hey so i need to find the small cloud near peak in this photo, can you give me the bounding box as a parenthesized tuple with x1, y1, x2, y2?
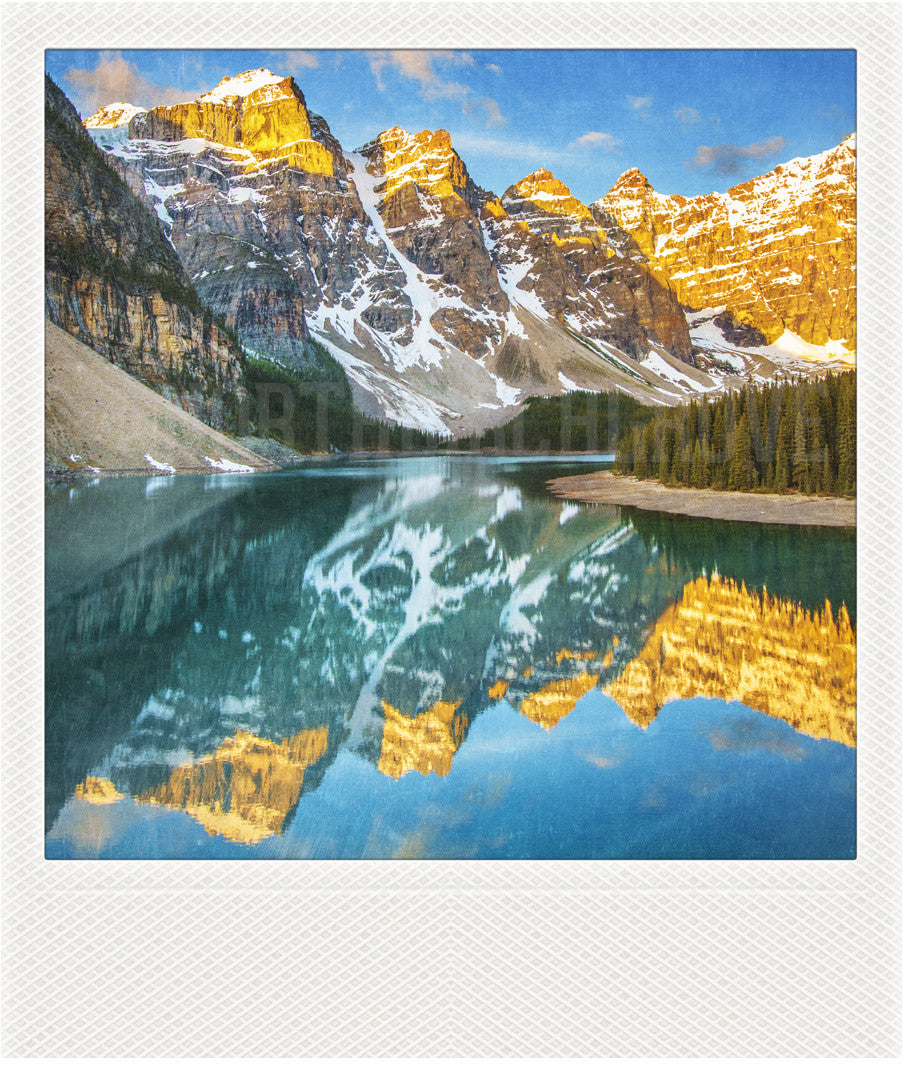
(367, 49, 504, 127)
(687, 136, 788, 174)
(570, 131, 621, 152)
(62, 49, 192, 115)
(273, 50, 320, 75)
(463, 96, 506, 127)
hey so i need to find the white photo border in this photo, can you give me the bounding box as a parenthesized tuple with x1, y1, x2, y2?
(2, 2, 900, 1056)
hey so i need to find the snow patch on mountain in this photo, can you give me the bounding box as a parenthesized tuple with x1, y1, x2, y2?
(348, 151, 456, 372)
(84, 102, 147, 129)
(688, 308, 856, 372)
(199, 69, 286, 103)
(642, 351, 717, 394)
(495, 253, 551, 321)
(311, 333, 455, 435)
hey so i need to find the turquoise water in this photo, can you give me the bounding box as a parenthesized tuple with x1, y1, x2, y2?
(45, 457, 856, 859)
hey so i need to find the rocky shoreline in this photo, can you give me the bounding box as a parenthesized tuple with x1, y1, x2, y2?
(547, 471, 856, 528)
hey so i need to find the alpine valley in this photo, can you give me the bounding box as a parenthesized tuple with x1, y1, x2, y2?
(46, 68, 856, 444)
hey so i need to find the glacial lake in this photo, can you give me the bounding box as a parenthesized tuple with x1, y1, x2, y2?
(45, 456, 856, 860)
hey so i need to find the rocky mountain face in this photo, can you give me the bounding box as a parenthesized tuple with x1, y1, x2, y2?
(595, 136, 856, 352)
(45, 77, 247, 428)
(72, 69, 856, 434)
(82, 70, 748, 434)
(499, 168, 694, 359)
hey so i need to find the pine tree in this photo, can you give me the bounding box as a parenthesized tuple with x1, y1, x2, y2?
(792, 409, 809, 490)
(611, 371, 854, 498)
(728, 410, 754, 490)
(710, 403, 727, 486)
(819, 449, 834, 495)
(690, 438, 706, 488)
(774, 442, 790, 491)
(835, 376, 856, 494)
(635, 430, 650, 479)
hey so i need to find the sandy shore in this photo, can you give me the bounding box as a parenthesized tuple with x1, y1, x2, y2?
(547, 471, 856, 527)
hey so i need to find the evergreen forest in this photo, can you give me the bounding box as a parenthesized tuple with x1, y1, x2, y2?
(612, 372, 855, 496)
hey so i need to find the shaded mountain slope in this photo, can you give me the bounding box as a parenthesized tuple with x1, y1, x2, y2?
(45, 320, 275, 474)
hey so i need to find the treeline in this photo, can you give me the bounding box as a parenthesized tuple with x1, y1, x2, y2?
(236, 370, 654, 455)
(240, 351, 447, 452)
(458, 391, 653, 452)
(613, 373, 856, 496)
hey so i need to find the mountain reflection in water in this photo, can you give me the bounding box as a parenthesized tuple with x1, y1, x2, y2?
(606, 574, 856, 745)
(45, 458, 856, 859)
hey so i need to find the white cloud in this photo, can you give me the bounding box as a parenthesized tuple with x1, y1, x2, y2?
(273, 50, 320, 75)
(570, 131, 621, 152)
(486, 63, 502, 75)
(62, 50, 192, 114)
(674, 105, 703, 126)
(368, 49, 472, 96)
(446, 131, 563, 166)
(463, 96, 505, 127)
(627, 94, 653, 112)
(367, 49, 505, 127)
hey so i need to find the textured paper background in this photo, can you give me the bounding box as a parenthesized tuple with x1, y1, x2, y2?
(2, 2, 900, 1056)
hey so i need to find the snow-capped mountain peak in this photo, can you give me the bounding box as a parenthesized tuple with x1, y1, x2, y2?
(595, 136, 856, 354)
(198, 68, 288, 103)
(84, 102, 147, 129)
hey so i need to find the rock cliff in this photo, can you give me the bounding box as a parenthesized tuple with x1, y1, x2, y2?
(496, 168, 693, 360)
(595, 137, 856, 353)
(45, 76, 247, 427)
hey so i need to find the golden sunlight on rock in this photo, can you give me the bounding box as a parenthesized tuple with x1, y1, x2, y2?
(555, 648, 598, 666)
(139, 75, 334, 177)
(517, 672, 600, 731)
(488, 679, 510, 701)
(510, 170, 594, 222)
(378, 699, 468, 780)
(379, 699, 468, 780)
(134, 727, 329, 844)
(254, 140, 334, 176)
(375, 127, 470, 206)
(605, 575, 856, 745)
(597, 138, 856, 351)
(74, 776, 125, 805)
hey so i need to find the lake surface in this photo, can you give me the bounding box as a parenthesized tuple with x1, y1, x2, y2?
(45, 456, 856, 859)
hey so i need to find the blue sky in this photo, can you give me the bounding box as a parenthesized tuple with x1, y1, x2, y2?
(45, 48, 855, 203)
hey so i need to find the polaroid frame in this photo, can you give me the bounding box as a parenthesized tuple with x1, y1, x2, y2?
(2, 2, 900, 1056)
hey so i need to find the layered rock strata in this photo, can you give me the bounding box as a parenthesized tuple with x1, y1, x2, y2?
(76, 68, 856, 432)
(83, 72, 714, 432)
(45, 76, 246, 427)
(596, 137, 856, 351)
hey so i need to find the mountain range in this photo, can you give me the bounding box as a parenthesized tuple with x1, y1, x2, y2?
(46, 69, 856, 440)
